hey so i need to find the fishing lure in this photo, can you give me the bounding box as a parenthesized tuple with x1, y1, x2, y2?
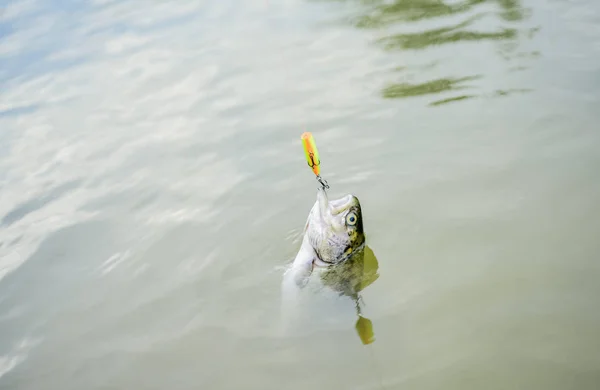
(301, 131, 320, 176)
(301, 131, 329, 189)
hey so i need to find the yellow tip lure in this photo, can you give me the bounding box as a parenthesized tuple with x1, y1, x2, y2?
(301, 131, 329, 189)
(301, 132, 321, 176)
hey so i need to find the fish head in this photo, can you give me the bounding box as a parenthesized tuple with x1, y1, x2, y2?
(304, 188, 365, 265)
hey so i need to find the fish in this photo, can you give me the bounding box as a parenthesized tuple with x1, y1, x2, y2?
(280, 186, 379, 344)
(285, 186, 366, 287)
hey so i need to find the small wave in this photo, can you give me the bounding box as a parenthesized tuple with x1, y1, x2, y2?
(0, 337, 41, 380)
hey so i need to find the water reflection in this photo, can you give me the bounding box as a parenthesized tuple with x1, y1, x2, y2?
(353, 0, 488, 27)
(318, 245, 380, 345)
(382, 75, 480, 99)
(321, 0, 539, 105)
(377, 16, 517, 51)
(350, 0, 530, 27)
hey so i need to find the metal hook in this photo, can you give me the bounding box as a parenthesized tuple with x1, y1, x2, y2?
(316, 174, 329, 190)
(307, 152, 320, 168)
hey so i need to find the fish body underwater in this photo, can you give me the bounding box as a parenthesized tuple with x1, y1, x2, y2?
(280, 187, 379, 343)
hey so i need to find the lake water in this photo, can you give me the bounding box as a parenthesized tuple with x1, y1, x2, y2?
(1, 0, 600, 389)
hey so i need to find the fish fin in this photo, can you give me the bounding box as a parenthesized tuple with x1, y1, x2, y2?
(289, 241, 315, 288)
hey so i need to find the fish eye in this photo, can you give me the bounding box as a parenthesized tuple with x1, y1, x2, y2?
(346, 212, 357, 226)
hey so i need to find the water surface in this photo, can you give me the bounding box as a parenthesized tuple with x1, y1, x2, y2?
(1, 0, 600, 389)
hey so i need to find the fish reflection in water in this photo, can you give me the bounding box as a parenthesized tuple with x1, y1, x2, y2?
(317, 245, 381, 345)
(280, 244, 381, 345)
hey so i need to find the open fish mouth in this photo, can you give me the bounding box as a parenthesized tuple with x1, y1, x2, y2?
(328, 194, 353, 215)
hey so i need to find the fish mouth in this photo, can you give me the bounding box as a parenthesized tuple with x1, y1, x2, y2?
(328, 194, 354, 215)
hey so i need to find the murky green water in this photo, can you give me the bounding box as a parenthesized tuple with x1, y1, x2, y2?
(1, 0, 600, 389)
